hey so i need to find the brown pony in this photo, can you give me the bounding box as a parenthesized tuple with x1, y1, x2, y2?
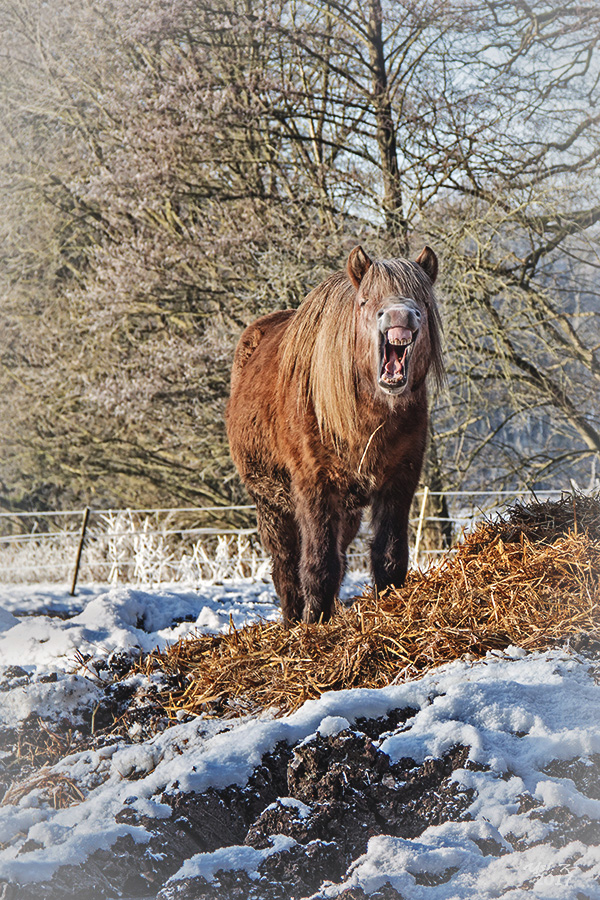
(226, 246, 443, 625)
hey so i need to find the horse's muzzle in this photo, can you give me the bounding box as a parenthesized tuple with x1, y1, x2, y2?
(377, 302, 422, 394)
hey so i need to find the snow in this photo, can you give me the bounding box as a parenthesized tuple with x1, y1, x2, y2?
(173, 834, 297, 883)
(0, 577, 599, 898)
(0, 574, 367, 673)
(0, 673, 103, 730)
(0, 583, 283, 671)
(265, 797, 312, 819)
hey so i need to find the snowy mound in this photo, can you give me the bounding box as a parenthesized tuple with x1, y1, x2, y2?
(0, 578, 598, 900)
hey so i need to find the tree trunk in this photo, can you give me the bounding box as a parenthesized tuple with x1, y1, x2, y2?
(367, 0, 408, 254)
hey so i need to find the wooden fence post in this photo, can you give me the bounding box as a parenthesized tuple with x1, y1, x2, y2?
(70, 507, 90, 596)
(413, 486, 429, 565)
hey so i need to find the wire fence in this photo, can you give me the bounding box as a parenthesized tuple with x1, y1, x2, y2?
(0, 489, 569, 589)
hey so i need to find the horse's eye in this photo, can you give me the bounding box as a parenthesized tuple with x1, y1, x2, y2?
(359, 295, 369, 307)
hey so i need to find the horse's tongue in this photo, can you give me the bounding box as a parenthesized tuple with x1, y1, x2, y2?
(383, 328, 412, 379)
(384, 344, 404, 379)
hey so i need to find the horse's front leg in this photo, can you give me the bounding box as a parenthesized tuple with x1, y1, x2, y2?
(296, 489, 344, 624)
(370, 487, 413, 593)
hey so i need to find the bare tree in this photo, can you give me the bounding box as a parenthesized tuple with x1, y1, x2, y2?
(1, 0, 599, 513)
(418, 2, 600, 494)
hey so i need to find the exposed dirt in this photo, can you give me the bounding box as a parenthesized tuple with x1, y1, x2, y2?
(3, 643, 600, 899)
(1, 707, 477, 900)
(2, 652, 600, 898)
(0, 651, 191, 803)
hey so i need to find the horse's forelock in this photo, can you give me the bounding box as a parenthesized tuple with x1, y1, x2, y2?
(365, 258, 432, 302)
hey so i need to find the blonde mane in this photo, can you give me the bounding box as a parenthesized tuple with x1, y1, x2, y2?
(278, 259, 443, 443)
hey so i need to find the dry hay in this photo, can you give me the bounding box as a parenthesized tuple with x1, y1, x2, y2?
(1, 769, 85, 809)
(13, 716, 77, 769)
(142, 494, 600, 719)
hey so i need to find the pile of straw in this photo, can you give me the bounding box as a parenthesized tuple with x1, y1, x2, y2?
(144, 494, 600, 718)
(2, 770, 85, 809)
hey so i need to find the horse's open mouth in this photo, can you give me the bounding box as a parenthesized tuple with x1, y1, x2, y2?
(378, 326, 417, 393)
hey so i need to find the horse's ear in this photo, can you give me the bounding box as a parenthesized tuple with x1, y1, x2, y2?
(347, 245, 372, 289)
(415, 246, 438, 284)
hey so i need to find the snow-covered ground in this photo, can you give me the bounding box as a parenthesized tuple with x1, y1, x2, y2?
(0, 578, 599, 898)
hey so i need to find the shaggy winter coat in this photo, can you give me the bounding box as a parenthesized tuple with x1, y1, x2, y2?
(226, 246, 443, 624)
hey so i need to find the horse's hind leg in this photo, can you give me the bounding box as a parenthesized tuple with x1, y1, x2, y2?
(255, 500, 303, 626)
